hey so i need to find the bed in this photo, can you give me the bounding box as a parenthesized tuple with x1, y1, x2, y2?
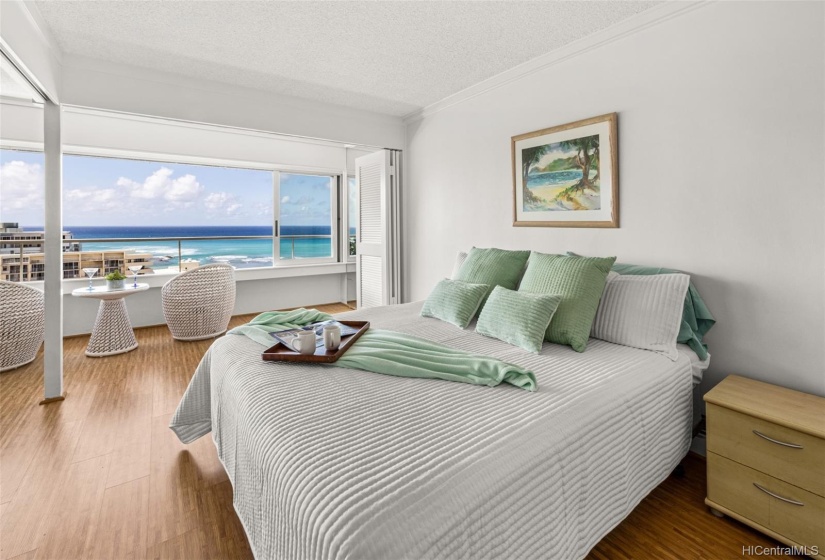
(171, 301, 705, 560)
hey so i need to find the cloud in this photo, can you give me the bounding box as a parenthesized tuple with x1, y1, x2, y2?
(282, 195, 315, 206)
(254, 203, 272, 216)
(0, 160, 44, 211)
(204, 191, 242, 215)
(164, 174, 202, 202)
(64, 166, 206, 218)
(204, 192, 231, 209)
(1, 160, 274, 226)
(65, 187, 119, 212)
(118, 167, 203, 203)
(281, 192, 317, 206)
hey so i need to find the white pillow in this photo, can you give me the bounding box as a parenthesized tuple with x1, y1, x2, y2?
(591, 273, 690, 360)
(450, 251, 468, 280)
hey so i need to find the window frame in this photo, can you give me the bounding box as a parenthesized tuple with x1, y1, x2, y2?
(64, 150, 343, 268)
(274, 170, 339, 265)
(0, 144, 347, 279)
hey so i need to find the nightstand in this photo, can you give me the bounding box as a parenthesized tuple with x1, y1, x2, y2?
(704, 375, 825, 559)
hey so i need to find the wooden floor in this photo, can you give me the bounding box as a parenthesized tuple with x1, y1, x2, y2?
(0, 304, 800, 560)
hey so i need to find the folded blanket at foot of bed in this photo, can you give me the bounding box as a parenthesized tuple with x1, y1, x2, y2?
(228, 308, 537, 392)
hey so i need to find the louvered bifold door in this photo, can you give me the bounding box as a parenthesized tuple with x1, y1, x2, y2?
(355, 149, 400, 308)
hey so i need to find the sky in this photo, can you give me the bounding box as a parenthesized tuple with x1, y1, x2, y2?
(0, 149, 332, 228)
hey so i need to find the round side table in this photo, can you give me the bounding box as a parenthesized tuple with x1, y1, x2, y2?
(71, 283, 150, 357)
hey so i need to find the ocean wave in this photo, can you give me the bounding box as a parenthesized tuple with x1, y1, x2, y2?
(84, 244, 201, 257)
(152, 252, 200, 261)
(208, 255, 249, 262)
(144, 247, 200, 257)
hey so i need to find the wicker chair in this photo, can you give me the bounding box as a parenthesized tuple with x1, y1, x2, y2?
(0, 281, 45, 372)
(161, 264, 236, 341)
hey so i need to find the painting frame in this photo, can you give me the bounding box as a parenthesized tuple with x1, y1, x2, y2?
(512, 113, 619, 228)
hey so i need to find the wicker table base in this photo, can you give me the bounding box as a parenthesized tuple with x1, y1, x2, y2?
(72, 283, 149, 357)
(86, 299, 139, 356)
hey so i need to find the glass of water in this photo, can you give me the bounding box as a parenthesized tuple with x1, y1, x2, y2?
(82, 267, 99, 291)
(128, 265, 143, 288)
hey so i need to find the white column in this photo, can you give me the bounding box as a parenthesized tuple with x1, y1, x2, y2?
(42, 100, 63, 402)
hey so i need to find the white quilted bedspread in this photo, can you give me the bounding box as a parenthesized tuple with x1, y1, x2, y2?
(171, 302, 695, 560)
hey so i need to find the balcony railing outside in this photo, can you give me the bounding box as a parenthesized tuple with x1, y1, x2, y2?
(0, 233, 335, 282)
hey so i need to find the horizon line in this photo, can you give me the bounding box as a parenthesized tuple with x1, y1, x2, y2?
(8, 224, 332, 228)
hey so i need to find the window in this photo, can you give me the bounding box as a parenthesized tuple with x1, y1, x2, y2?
(0, 149, 45, 226)
(62, 154, 279, 275)
(277, 172, 336, 262)
(0, 149, 45, 282)
(1, 148, 346, 281)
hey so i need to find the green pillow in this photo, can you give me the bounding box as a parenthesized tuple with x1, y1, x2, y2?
(453, 247, 531, 306)
(518, 252, 616, 352)
(421, 278, 489, 329)
(476, 286, 562, 353)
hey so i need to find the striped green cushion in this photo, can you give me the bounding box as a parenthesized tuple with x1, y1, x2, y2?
(518, 252, 616, 352)
(421, 279, 489, 329)
(476, 286, 562, 353)
(453, 247, 531, 308)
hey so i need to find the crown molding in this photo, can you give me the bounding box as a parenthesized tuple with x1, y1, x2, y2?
(403, 1, 712, 124)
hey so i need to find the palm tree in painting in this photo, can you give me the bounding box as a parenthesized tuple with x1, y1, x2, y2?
(521, 145, 550, 205)
(558, 136, 600, 195)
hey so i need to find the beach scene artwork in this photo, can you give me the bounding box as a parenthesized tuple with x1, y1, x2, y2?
(512, 113, 618, 228)
(521, 134, 600, 212)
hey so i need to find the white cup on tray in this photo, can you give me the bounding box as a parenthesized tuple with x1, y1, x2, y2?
(323, 324, 341, 351)
(293, 330, 317, 355)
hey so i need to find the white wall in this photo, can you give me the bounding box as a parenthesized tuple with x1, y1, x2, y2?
(0, 102, 42, 143)
(61, 55, 405, 150)
(62, 107, 349, 172)
(405, 2, 825, 400)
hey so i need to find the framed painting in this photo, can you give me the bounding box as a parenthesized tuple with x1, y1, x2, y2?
(512, 113, 618, 228)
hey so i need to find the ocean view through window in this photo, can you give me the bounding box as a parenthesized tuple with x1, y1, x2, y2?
(0, 149, 339, 281)
(278, 173, 335, 261)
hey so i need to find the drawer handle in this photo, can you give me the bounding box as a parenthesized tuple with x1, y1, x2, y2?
(753, 483, 805, 506)
(752, 430, 803, 449)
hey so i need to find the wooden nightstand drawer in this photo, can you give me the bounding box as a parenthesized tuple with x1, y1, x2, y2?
(708, 453, 825, 554)
(707, 403, 825, 496)
(707, 452, 771, 528)
(770, 478, 825, 554)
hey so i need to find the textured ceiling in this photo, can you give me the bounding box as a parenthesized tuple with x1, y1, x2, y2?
(32, 1, 659, 117)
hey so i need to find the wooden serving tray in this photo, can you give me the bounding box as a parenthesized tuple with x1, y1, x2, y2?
(261, 320, 369, 363)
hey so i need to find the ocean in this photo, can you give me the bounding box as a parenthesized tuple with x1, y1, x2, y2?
(526, 170, 584, 188)
(52, 225, 351, 270)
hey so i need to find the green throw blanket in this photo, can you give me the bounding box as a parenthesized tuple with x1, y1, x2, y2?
(228, 309, 537, 391)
